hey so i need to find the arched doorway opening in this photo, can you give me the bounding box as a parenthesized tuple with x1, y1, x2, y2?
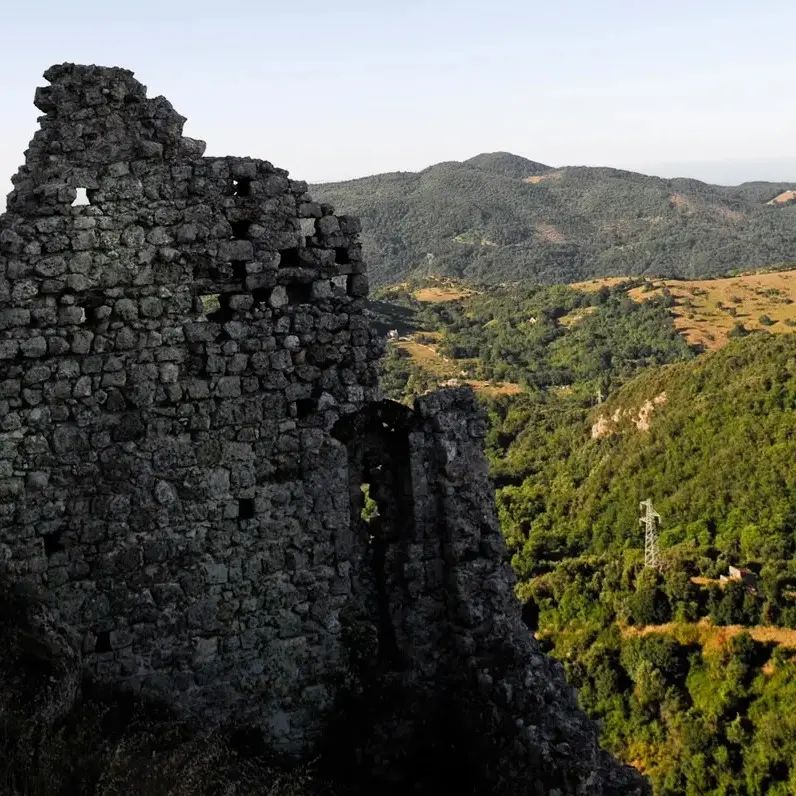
(332, 401, 415, 669)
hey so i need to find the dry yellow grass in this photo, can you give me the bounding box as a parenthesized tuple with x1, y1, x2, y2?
(690, 576, 722, 586)
(413, 286, 473, 302)
(394, 340, 457, 378)
(570, 276, 633, 292)
(411, 277, 475, 303)
(573, 269, 796, 349)
(768, 190, 796, 205)
(462, 380, 523, 396)
(622, 618, 796, 650)
(393, 338, 522, 396)
(628, 270, 796, 349)
(557, 306, 596, 327)
(525, 170, 563, 184)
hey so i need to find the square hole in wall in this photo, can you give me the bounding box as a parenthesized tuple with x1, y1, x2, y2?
(295, 398, 315, 418)
(279, 248, 301, 268)
(232, 178, 252, 197)
(72, 187, 91, 207)
(335, 247, 351, 265)
(95, 630, 112, 653)
(231, 261, 248, 280)
(287, 283, 312, 305)
(43, 529, 65, 556)
(230, 221, 251, 240)
(239, 498, 255, 519)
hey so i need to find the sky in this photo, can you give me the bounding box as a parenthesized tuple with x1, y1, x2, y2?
(3, 0, 796, 204)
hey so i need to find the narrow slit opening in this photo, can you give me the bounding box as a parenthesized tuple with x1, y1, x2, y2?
(360, 483, 380, 526)
(239, 498, 255, 520)
(231, 261, 248, 280)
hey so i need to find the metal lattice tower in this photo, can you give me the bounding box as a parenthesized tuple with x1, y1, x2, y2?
(639, 498, 661, 569)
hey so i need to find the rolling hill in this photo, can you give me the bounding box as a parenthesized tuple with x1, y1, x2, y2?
(312, 153, 796, 286)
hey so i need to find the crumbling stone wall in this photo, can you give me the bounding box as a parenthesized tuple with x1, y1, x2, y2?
(0, 64, 646, 793)
(0, 63, 379, 754)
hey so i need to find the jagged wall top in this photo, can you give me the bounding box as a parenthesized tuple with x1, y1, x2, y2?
(8, 64, 195, 213)
(0, 63, 379, 750)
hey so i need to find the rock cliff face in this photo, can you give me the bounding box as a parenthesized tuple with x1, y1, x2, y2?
(0, 64, 646, 793)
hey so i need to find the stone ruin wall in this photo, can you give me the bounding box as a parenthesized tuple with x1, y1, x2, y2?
(0, 63, 388, 750)
(0, 64, 646, 793)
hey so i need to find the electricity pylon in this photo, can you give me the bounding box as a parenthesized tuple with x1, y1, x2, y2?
(639, 498, 661, 569)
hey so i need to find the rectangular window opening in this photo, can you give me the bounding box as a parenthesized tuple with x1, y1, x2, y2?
(72, 187, 91, 207)
(230, 220, 251, 240)
(43, 529, 65, 556)
(231, 261, 248, 280)
(295, 398, 315, 418)
(335, 247, 351, 265)
(279, 248, 301, 268)
(287, 283, 312, 305)
(239, 498, 255, 520)
(232, 178, 252, 197)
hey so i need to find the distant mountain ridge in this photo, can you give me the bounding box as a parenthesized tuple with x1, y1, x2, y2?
(311, 152, 796, 286)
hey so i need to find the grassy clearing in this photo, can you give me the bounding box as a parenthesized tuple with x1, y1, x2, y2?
(572, 269, 796, 349)
(392, 337, 523, 396)
(394, 339, 457, 378)
(570, 276, 635, 292)
(462, 380, 523, 396)
(413, 284, 474, 302)
(768, 190, 796, 205)
(557, 306, 596, 327)
(628, 269, 796, 349)
(621, 618, 796, 650)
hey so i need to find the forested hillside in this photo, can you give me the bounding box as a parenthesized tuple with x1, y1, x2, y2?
(313, 153, 796, 286)
(377, 278, 796, 793)
(500, 335, 796, 794)
(495, 334, 796, 576)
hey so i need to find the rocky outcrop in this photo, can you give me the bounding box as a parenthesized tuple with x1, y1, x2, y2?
(0, 64, 647, 793)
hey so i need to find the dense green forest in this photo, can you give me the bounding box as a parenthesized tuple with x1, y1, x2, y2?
(376, 278, 693, 400)
(377, 280, 796, 794)
(313, 152, 796, 286)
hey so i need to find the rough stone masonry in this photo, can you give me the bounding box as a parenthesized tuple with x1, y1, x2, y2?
(0, 64, 646, 793)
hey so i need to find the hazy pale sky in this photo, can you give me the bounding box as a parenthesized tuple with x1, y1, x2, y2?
(3, 0, 796, 202)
